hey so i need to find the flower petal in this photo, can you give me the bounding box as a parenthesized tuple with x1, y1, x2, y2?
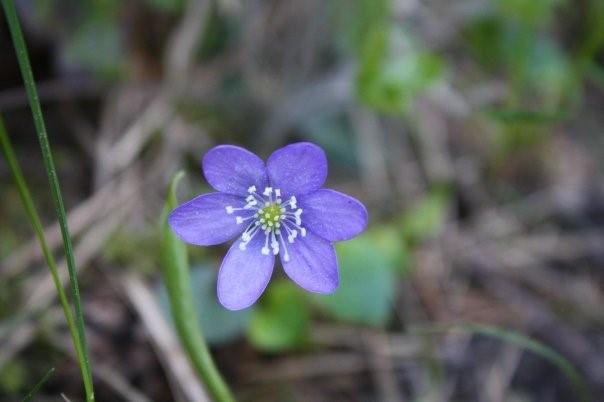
(202, 145, 269, 195)
(218, 235, 275, 310)
(281, 231, 338, 294)
(168, 192, 249, 246)
(299, 189, 368, 242)
(267, 142, 327, 196)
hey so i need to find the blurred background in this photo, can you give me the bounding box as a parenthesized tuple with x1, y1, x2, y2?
(1, 0, 604, 401)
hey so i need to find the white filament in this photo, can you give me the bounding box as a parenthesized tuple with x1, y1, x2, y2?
(226, 186, 306, 259)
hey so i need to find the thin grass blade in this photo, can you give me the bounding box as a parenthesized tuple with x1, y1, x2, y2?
(21, 367, 55, 402)
(0, 1, 95, 400)
(415, 322, 592, 402)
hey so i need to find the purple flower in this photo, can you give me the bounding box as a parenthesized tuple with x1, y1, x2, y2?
(168, 142, 368, 310)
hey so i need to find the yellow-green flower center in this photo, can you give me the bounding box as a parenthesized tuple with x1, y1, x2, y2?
(226, 185, 306, 260)
(259, 203, 283, 228)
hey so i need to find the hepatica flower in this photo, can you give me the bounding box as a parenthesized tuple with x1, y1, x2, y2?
(168, 142, 368, 310)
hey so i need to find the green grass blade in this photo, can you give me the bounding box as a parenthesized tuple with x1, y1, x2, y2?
(0, 1, 95, 400)
(415, 322, 592, 402)
(21, 367, 55, 402)
(0, 117, 85, 367)
(161, 171, 236, 402)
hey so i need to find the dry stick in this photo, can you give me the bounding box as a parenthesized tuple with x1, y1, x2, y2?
(0, 78, 102, 111)
(164, 0, 212, 83)
(243, 352, 368, 383)
(96, 0, 210, 186)
(364, 331, 406, 402)
(97, 95, 173, 183)
(123, 275, 211, 402)
(1, 172, 131, 278)
(47, 324, 153, 402)
(480, 345, 521, 402)
(259, 65, 354, 146)
(350, 106, 391, 203)
(0, 197, 134, 369)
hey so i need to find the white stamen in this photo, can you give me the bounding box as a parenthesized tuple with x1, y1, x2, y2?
(261, 230, 271, 255)
(278, 232, 291, 262)
(234, 186, 305, 260)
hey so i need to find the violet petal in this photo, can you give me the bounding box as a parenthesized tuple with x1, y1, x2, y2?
(266, 142, 327, 196)
(217, 234, 275, 310)
(281, 231, 338, 294)
(168, 192, 249, 246)
(203, 145, 269, 196)
(300, 189, 368, 242)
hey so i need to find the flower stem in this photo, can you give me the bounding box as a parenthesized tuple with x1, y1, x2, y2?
(162, 172, 236, 402)
(0, 1, 95, 400)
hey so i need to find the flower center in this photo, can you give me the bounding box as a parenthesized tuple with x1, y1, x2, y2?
(225, 185, 306, 261)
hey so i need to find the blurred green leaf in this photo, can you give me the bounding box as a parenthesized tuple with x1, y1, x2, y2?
(463, 17, 505, 70)
(333, 0, 390, 55)
(62, 17, 122, 77)
(350, 0, 442, 115)
(400, 189, 450, 243)
(317, 237, 397, 327)
(145, 0, 184, 13)
(484, 108, 569, 125)
(302, 115, 357, 168)
(465, 0, 575, 113)
(158, 266, 252, 345)
(0, 360, 27, 394)
(248, 281, 311, 352)
(494, 0, 565, 26)
(359, 48, 443, 114)
(366, 225, 409, 275)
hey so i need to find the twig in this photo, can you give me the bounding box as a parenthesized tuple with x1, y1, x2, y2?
(122, 274, 211, 402)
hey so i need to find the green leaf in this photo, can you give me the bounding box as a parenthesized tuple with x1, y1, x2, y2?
(248, 281, 311, 352)
(366, 225, 409, 275)
(494, 0, 564, 26)
(157, 265, 252, 345)
(145, 0, 185, 13)
(359, 49, 443, 114)
(0, 360, 27, 394)
(484, 108, 569, 125)
(333, 0, 390, 55)
(316, 236, 397, 327)
(301, 116, 358, 169)
(62, 17, 122, 78)
(400, 188, 450, 243)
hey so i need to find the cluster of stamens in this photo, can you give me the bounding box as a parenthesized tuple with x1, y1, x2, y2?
(225, 186, 306, 261)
